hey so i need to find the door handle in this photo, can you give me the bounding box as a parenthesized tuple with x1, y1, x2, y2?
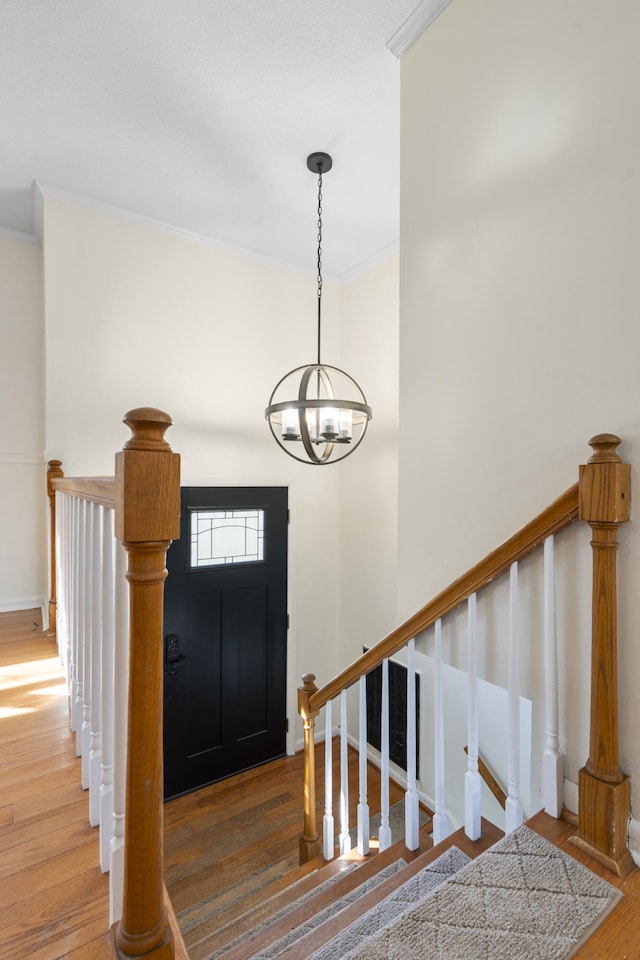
(165, 633, 187, 675)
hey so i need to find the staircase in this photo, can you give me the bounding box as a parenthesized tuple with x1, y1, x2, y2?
(180, 808, 637, 960)
(185, 819, 502, 960)
(46, 422, 637, 959)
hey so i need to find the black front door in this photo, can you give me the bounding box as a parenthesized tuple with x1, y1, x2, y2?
(163, 486, 288, 800)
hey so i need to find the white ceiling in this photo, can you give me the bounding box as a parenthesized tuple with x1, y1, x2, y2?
(0, 0, 423, 277)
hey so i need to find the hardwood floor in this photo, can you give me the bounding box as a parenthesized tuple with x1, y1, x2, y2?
(163, 738, 405, 948)
(0, 609, 111, 960)
(2, 608, 640, 959)
(0, 609, 402, 958)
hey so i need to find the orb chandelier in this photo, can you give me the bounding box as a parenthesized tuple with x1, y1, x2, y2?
(265, 152, 372, 465)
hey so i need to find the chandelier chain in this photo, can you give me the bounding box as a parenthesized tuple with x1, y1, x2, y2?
(317, 170, 323, 302)
(316, 168, 323, 365)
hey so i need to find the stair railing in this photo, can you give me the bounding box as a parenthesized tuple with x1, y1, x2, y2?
(298, 434, 633, 877)
(47, 407, 183, 960)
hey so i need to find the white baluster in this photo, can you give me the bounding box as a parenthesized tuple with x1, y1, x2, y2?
(543, 535, 563, 816)
(89, 503, 103, 827)
(55, 492, 62, 651)
(61, 492, 71, 673)
(378, 658, 392, 851)
(405, 638, 419, 850)
(55, 491, 66, 667)
(69, 496, 79, 728)
(432, 620, 450, 843)
(338, 690, 351, 856)
(74, 499, 85, 753)
(69, 497, 80, 704)
(323, 701, 335, 859)
(110, 538, 129, 926)
(465, 593, 481, 840)
(357, 676, 370, 855)
(81, 501, 93, 788)
(100, 507, 115, 871)
(505, 562, 523, 833)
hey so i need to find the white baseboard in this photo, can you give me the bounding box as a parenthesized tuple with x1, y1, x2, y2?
(627, 816, 640, 868)
(563, 778, 579, 817)
(344, 731, 438, 819)
(0, 596, 46, 622)
(0, 597, 47, 634)
(294, 722, 336, 755)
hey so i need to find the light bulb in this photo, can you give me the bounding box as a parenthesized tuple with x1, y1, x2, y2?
(320, 407, 339, 439)
(338, 409, 353, 442)
(282, 407, 300, 440)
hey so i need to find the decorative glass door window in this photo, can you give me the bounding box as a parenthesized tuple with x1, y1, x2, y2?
(190, 508, 265, 568)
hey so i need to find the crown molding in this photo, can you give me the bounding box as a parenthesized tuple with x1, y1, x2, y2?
(35, 180, 329, 280)
(339, 239, 399, 284)
(0, 225, 39, 245)
(387, 0, 455, 58)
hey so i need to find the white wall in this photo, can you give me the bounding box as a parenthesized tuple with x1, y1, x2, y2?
(339, 253, 399, 669)
(41, 197, 348, 743)
(399, 0, 640, 812)
(0, 235, 46, 613)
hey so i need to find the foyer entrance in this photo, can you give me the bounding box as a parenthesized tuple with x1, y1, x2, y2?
(163, 486, 288, 800)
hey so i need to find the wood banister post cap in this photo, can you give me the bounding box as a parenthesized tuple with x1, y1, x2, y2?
(115, 408, 180, 543)
(298, 674, 319, 719)
(122, 407, 174, 452)
(46, 460, 64, 496)
(580, 434, 630, 525)
(587, 434, 623, 464)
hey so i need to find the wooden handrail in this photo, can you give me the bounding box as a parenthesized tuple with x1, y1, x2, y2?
(51, 476, 116, 507)
(308, 482, 579, 714)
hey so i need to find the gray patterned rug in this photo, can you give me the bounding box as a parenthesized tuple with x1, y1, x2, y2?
(325, 826, 622, 960)
(309, 846, 471, 960)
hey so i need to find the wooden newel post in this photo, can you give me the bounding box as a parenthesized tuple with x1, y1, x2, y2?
(298, 673, 322, 864)
(570, 433, 633, 876)
(46, 459, 64, 639)
(113, 408, 180, 960)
